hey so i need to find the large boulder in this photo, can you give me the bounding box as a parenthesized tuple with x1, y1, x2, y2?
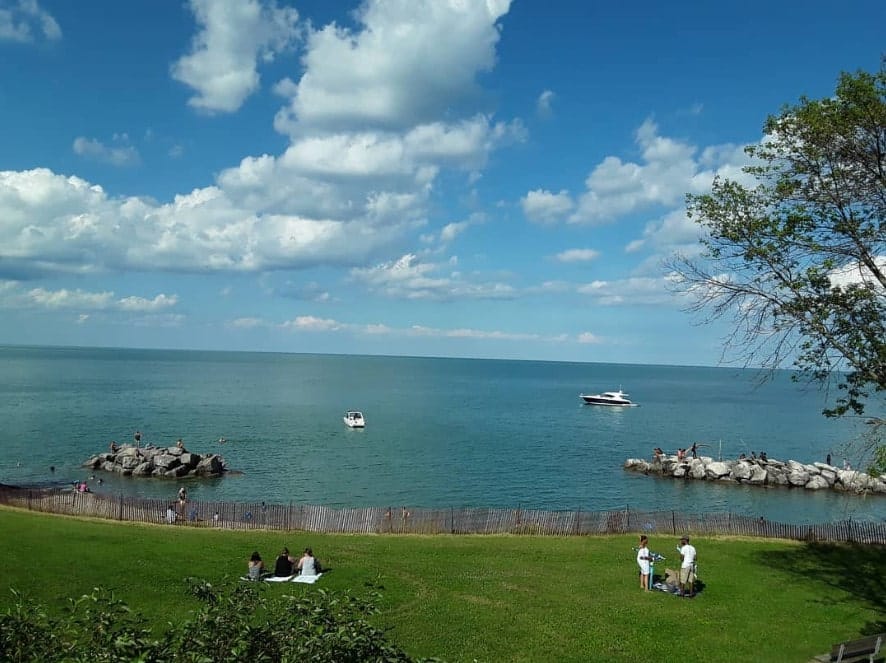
(768, 467, 789, 485)
(119, 455, 141, 471)
(787, 467, 810, 487)
(153, 454, 181, 471)
(805, 475, 829, 490)
(180, 453, 200, 468)
(705, 461, 731, 479)
(83, 456, 102, 469)
(132, 462, 154, 476)
(689, 459, 707, 480)
(748, 465, 768, 485)
(196, 455, 224, 476)
(732, 461, 753, 481)
(838, 470, 870, 492)
(165, 465, 190, 478)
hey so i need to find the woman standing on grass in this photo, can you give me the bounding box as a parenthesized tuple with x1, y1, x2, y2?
(637, 536, 651, 591)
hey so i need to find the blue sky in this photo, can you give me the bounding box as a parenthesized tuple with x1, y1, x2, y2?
(0, 0, 882, 365)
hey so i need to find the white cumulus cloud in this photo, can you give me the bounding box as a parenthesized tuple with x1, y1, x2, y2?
(521, 189, 575, 224)
(274, 0, 512, 132)
(172, 0, 299, 113)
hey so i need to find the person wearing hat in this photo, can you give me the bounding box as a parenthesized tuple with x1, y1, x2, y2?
(678, 536, 697, 597)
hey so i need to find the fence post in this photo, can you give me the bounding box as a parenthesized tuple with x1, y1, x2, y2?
(671, 511, 676, 535)
(118, 493, 124, 520)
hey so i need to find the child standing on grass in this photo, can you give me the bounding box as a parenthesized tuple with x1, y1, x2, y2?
(637, 535, 651, 591)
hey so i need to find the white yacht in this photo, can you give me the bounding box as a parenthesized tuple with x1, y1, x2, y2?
(579, 389, 637, 407)
(343, 411, 365, 428)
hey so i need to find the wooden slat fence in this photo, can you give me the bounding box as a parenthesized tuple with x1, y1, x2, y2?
(1, 486, 883, 543)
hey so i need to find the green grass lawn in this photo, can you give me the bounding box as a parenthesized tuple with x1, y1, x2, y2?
(1, 506, 883, 662)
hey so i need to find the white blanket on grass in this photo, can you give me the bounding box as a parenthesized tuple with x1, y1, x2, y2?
(251, 573, 323, 584)
(292, 573, 322, 584)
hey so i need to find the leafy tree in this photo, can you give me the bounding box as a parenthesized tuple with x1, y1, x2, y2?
(666, 66, 884, 467)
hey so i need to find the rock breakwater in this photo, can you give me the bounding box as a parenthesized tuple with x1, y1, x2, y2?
(624, 455, 886, 496)
(83, 444, 227, 479)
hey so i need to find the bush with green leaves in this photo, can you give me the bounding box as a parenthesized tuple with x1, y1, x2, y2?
(0, 580, 440, 662)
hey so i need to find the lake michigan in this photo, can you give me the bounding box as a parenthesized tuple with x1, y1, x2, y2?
(1, 345, 883, 524)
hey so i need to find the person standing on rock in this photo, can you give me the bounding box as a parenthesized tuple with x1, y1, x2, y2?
(134, 430, 141, 448)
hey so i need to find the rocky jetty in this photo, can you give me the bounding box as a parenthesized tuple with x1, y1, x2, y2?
(83, 444, 227, 479)
(624, 454, 886, 496)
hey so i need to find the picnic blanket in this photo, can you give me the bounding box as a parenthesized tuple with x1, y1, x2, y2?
(242, 573, 323, 584)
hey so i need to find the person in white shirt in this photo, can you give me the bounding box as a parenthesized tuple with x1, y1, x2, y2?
(678, 536, 697, 597)
(636, 535, 652, 591)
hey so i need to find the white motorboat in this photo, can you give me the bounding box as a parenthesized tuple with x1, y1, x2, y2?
(579, 389, 637, 406)
(343, 411, 365, 428)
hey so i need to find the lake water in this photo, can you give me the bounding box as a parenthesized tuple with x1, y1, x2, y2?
(0, 345, 882, 524)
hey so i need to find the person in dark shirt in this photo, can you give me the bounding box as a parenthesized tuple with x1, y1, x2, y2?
(274, 547, 296, 577)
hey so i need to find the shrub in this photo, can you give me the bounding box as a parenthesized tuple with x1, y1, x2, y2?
(0, 581, 440, 662)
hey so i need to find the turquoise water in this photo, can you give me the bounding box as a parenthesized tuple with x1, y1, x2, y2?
(0, 345, 882, 524)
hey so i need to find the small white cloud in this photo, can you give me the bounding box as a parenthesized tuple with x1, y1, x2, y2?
(554, 248, 599, 263)
(577, 332, 602, 344)
(352, 253, 515, 301)
(76, 314, 89, 324)
(19, 287, 177, 312)
(829, 256, 886, 290)
(117, 293, 178, 312)
(281, 315, 341, 331)
(0, 0, 61, 42)
(440, 221, 468, 243)
(228, 316, 265, 328)
(536, 89, 554, 116)
(577, 276, 674, 306)
(168, 144, 184, 159)
(521, 189, 575, 224)
(73, 137, 140, 167)
(362, 323, 393, 335)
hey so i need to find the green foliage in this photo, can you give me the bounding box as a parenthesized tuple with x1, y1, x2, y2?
(867, 438, 886, 477)
(667, 64, 885, 462)
(0, 580, 430, 663)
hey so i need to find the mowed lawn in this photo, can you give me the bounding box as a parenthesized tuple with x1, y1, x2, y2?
(0, 507, 883, 662)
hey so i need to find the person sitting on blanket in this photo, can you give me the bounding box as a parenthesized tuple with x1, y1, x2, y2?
(247, 551, 265, 581)
(274, 547, 296, 577)
(297, 547, 320, 576)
